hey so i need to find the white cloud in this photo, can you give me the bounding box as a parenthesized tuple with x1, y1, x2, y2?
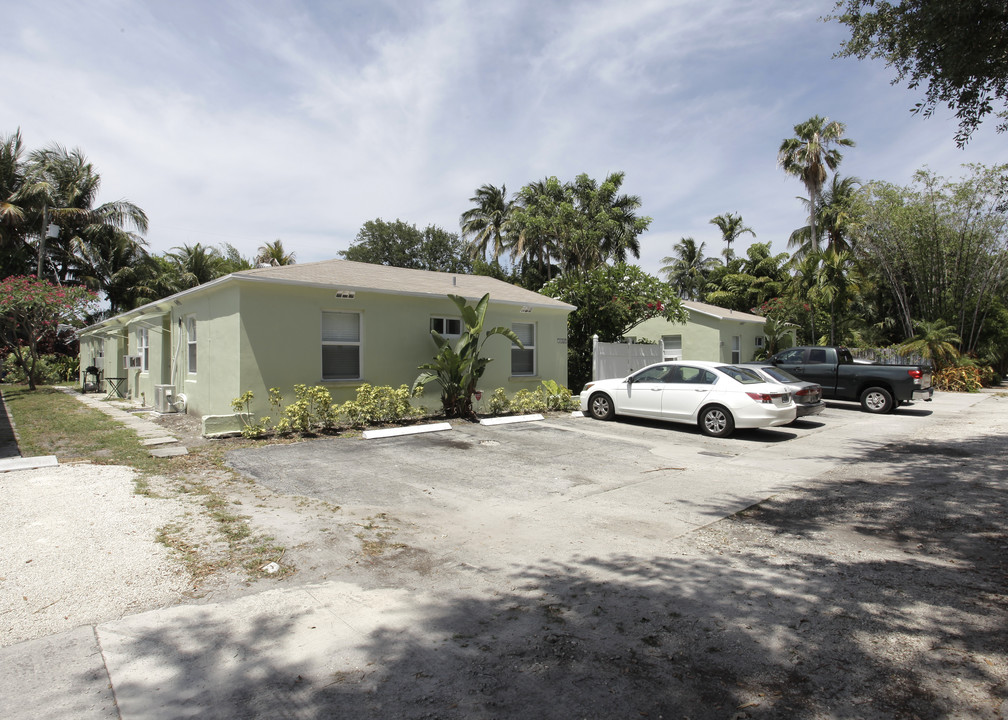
(3, 0, 1003, 272)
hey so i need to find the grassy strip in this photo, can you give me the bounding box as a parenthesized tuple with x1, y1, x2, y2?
(3, 387, 164, 480)
(3, 385, 289, 582)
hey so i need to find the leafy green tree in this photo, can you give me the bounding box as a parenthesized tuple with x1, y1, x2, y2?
(341, 219, 473, 273)
(778, 116, 855, 251)
(412, 293, 520, 418)
(898, 318, 962, 369)
(709, 212, 755, 261)
(0, 275, 96, 389)
(221, 243, 254, 273)
(660, 237, 719, 300)
(853, 164, 1008, 352)
(541, 263, 687, 391)
(256, 239, 295, 266)
(829, 0, 1008, 146)
(460, 184, 513, 266)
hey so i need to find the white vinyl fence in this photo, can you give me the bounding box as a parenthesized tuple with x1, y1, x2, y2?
(592, 335, 662, 381)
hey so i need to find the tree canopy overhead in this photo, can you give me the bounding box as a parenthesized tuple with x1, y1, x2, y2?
(830, 0, 1008, 146)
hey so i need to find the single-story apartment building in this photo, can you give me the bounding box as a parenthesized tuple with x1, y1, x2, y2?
(79, 259, 575, 421)
(625, 300, 775, 364)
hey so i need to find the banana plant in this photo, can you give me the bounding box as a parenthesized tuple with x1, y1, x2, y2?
(413, 293, 521, 418)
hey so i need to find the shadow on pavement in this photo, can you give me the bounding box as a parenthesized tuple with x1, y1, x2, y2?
(105, 432, 1008, 718)
(0, 388, 20, 458)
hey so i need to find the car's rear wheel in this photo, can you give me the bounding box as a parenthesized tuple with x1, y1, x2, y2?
(860, 386, 893, 414)
(699, 405, 734, 437)
(588, 392, 615, 421)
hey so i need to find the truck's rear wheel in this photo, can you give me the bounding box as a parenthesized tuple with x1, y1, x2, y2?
(860, 386, 894, 414)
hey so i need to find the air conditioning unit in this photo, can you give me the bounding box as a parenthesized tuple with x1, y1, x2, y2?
(153, 384, 177, 413)
(123, 355, 142, 369)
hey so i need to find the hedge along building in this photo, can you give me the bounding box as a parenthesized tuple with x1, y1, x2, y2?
(78, 259, 575, 423)
(625, 300, 770, 364)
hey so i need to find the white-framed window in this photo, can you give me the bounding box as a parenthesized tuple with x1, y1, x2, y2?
(731, 335, 741, 364)
(755, 336, 765, 348)
(97, 339, 104, 360)
(137, 327, 149, 373)
(186, 316, 197, 375)
(322, 311, 361, 381)
(662, 334, 682, 361)
(511, 322, 536, 376)
(430, 317, 462, 339)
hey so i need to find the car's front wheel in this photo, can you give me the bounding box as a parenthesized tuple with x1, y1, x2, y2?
(699, 405, 735, 437)
(588, 392, 615, 421)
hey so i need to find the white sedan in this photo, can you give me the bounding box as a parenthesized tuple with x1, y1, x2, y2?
(579, 361, 797, 437)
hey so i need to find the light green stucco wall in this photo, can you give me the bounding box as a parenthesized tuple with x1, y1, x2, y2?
(123, 315, 171, 404)
(80, 280, 570, 418)
(629, 311, 766, 363)
(234, 281, 570, 415)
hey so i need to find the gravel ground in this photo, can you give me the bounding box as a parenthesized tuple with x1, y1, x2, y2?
(0, 464, 192, 646)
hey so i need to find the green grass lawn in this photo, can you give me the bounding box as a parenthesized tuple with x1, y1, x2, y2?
(2, 386, 164, 477)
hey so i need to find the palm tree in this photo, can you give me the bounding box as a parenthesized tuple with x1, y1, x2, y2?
(510, 178, 566, 280)
(168, 243, 228, 289)
(0, 130, 35, 277)
(74, 224, 151, 313)
(898, 319, 961, 370)
(568, 171, 648, 269)
(255, 239, 295, 266)
(778, 116, 855, 251)
(1, 130, 28, 249)
(813, 247, 860, 345)
(20, 143, 148, 284)
(709, 212, 755, 260)
(460, 184, 513, 265)
(788, 175, 862, 257)
(660, 236, 719, 300)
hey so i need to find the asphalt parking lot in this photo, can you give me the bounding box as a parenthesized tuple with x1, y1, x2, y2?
(225, 398, 944, 569)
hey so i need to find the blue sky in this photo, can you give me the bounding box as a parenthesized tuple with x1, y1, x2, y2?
(4, 0, 1004, 277)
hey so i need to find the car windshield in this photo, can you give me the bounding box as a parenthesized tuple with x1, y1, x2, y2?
(759, 366, 800, 383)
(716, 366, 764, 384)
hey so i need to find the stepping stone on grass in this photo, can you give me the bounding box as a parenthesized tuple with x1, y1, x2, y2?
(149, 446, 188, 458)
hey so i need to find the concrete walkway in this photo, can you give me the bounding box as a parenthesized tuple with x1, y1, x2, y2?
(59, 388, 188, 457)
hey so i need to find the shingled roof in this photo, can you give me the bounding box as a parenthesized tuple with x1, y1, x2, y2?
(235, 258, 574, 309)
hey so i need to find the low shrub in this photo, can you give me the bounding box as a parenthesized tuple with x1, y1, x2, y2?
(932, 365, 983, 393)
(487, 388, 510, 414)
(483, 381, 578, 415)
(339, 384, 425, 427)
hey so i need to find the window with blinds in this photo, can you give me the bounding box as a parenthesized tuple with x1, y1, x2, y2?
(322, 311, 361, 380)
(511, 322, 536, 376)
